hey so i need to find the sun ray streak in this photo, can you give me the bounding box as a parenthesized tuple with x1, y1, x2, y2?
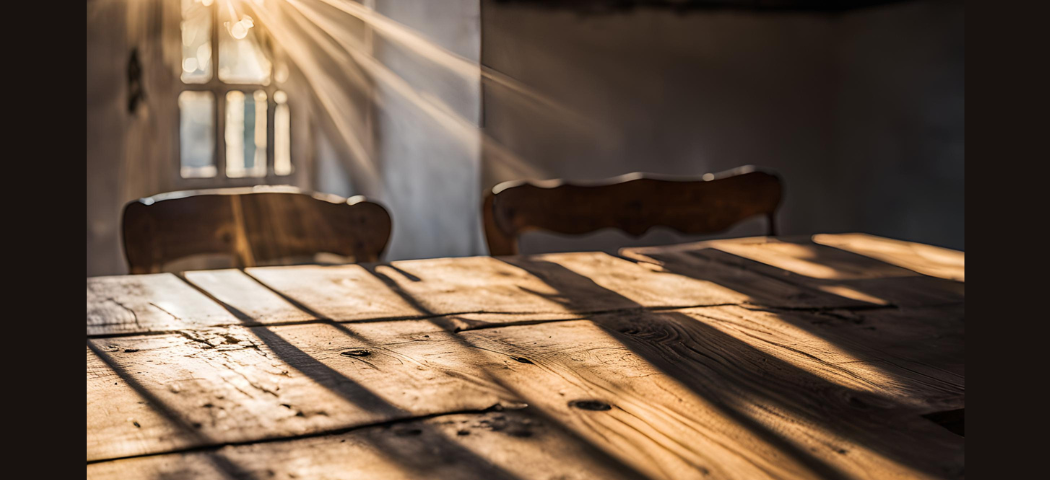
(302, 0, 591, 127)
(245, 0, 545, 179)
(242, 1, 381, 185)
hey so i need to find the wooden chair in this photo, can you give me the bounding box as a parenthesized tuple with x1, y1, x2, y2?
(482, 166, 782, 256)
(122, 186, 392, 273)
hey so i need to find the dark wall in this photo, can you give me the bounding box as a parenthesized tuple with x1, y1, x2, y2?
(480, 0, 963, 252)
(833, 0, 964, 249)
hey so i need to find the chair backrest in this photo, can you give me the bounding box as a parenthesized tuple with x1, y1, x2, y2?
(123, 186, 392, 273)
(482, 166, 782, 256)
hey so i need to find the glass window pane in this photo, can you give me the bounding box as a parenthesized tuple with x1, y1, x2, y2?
(226, 90, 267, 178)
(219, 11, 271, 84)
(181, 0, 212, 83)
(274, 91, 292, 176)
(179, 91, 216, 178)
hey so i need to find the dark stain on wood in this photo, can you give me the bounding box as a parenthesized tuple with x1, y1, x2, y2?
(922, 409, 964, 437)
(569, 399, 612, 411)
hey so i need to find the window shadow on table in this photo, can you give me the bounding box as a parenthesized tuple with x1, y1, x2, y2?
(357, 264, 654, 479)
(625, 242, 963, 309)
(496, 256, 964, 480)
(90, 244, 961, 479)
(618, 245, 966, 384)
(358, 263, 853, 479)
(174, 275, 539, 480)
(115, 269, 654, 480)
(87, 342, 254, 479)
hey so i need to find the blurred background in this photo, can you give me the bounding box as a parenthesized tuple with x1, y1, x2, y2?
(87, 0, 963, 277)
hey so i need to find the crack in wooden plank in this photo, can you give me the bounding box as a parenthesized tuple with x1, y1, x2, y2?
(85, 403, 522, 466)
(86, 300, 929, 340)
(105, 297, 143, 329)
(148, 302, 184, 323)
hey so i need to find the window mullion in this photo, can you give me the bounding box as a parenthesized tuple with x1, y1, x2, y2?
(211, 0, 225, 180)
(179, 0, 284, 183)
(267, 89, 276, 180)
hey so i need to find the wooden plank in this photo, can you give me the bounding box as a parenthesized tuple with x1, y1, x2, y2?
(86, 235, 964, 478)
(243, 252, 758, 321)
(87, 310, 963, 479)
(697, 236, 922, 279)
(452, 317, 964, 480)
(87, 408, 645, 480)
(86, 320, 519, 462)
(182, 269, 317, 324)
(623, 236, 964, 308)
(186, 267, 597, 332)
(91, 242, 923, 338)
(677, 305, 964, 410)
(812, 233, 964, 282)
(89, 266, 592, 337)
(87, 274, 240, 336)
(617, 249, 870, 309)
(504, 252, 859, 309)
(812, 304, 965, 379)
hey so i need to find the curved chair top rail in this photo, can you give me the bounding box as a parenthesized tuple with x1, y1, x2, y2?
(123, 186, 392, 274)
(482, 166, 782, 256)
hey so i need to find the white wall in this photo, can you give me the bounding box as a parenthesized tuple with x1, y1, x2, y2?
(87, 0, 178, 276)
(87, 0, 129, 276)
(371, 0, 485, 260)
(307, 0, 485, 261)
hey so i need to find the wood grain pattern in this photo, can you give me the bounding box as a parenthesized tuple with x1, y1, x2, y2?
(808, 305, 965, 379)
(122, 186, 392, 273)
(97, 235, 942, 337)
(457, 317, 963, 480)
(87, 233, 964, 479)
(812, 233, 964, 282)
(623, 236, 964, 308)
(611, 248, 871, 309)
(625, 236, 920, 280)
(674, 305, 964, 410)
(182, 269, 318, 325)
(86, 306, 961, 474)
(483, 166, 781, 255)
(242, 252, 756, 322)
(87, 274, 240, 336)
(88, 264, 593, 336)
(87, 310, 963, 478)
(87, 409, 646, 480)
(86, 320, 519, 462)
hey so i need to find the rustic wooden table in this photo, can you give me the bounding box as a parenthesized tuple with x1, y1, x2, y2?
(86, 233, 964, 480)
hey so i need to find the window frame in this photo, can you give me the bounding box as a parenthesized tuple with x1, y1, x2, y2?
(174, 0, 295, 188)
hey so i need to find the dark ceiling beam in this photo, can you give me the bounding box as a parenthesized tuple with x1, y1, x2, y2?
(490, 0, 917, 14)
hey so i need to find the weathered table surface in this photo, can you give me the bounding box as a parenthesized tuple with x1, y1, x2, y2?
(86, 233, 964, 480)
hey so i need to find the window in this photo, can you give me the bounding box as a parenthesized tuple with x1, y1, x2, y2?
(178, 0, 292, 179)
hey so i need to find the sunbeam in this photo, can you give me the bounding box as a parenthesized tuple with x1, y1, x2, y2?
(244, 0, 567, 183)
